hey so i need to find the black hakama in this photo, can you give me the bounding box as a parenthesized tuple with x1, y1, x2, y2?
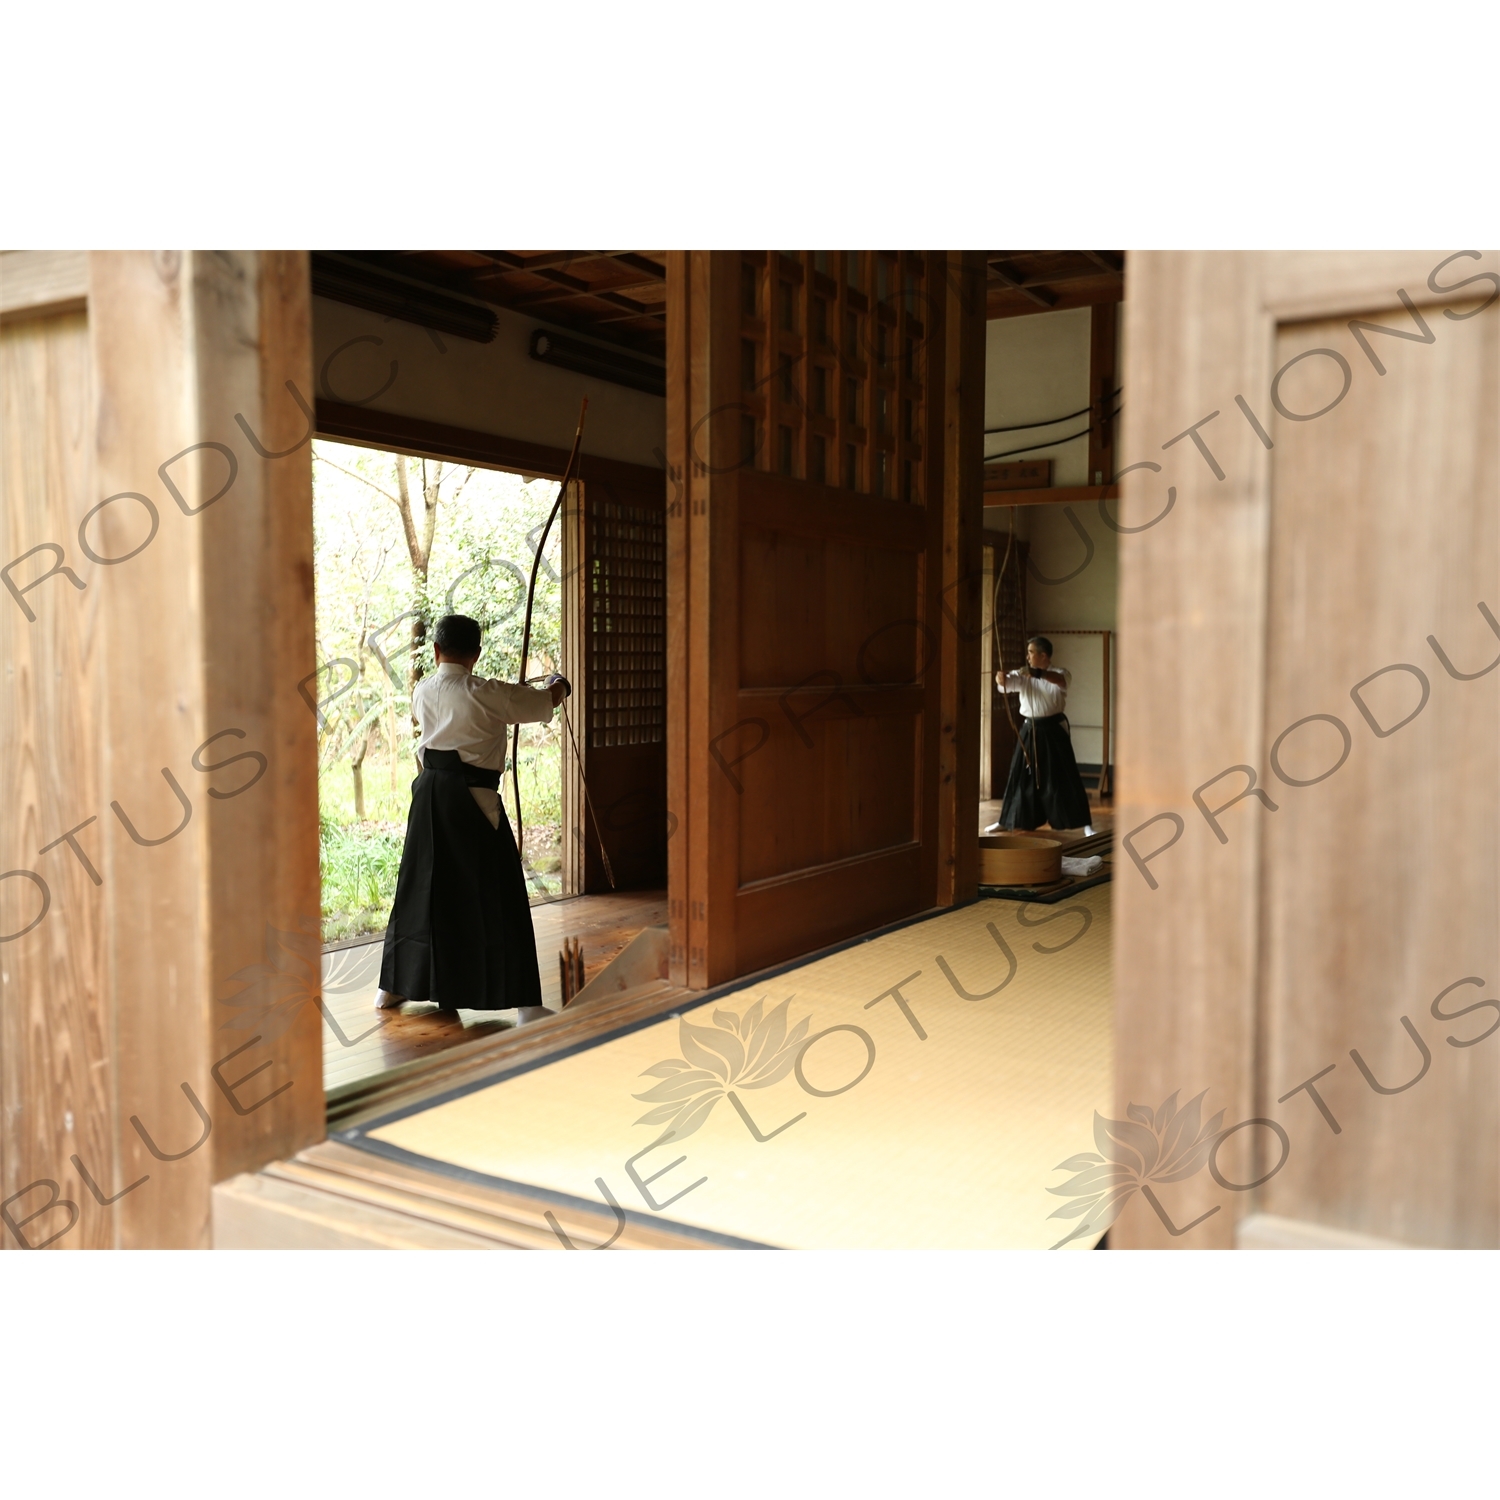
(378, 748, 543, 1010)
(998, 713, 1093, 833)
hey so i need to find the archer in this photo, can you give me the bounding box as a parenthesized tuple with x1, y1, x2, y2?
(374, 612, 570, 1020)
(994, 635, 1095, 837)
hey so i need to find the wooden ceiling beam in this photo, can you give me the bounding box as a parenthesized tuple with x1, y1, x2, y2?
(604, 252, 667, 281)
(985, 279, 1124, 319)
(988, 263, 1057, 309)
(337, 251, 665, 357)
(509, 273, 666, 312)
(470, 251, 662, 322)
(592, 304, 667, 326)
(986, 259, 1124, 290)
(470, 250, 617, 274)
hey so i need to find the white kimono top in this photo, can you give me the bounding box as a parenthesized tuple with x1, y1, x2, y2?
(412, 662, 557, 828)
(998, 665, 1071, 718)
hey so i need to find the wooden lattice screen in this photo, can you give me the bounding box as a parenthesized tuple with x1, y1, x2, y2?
(587, 495, 666, 749)
(738, 251, 931, 501)
(564, 476, 668, 895)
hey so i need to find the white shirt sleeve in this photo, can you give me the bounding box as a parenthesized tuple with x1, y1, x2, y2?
(471, 675, 556, 726)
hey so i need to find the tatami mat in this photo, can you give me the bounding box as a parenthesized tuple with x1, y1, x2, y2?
(353, 888, 1112, 1249)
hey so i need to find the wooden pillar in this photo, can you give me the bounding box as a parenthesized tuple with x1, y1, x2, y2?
(933, 250, 987, 908)
(666, 251, 741, 988)
(665, 249, 692, 987)
(1, 251, 322, 1250)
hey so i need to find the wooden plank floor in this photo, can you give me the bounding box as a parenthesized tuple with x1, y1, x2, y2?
(321, 890, 667, 1096)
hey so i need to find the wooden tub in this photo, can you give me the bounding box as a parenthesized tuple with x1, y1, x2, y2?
(978, 833, 1063, 886)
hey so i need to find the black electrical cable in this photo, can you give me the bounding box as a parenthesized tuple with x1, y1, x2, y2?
(983, 402, 1123, 465)
(983, 387, 1121, 437)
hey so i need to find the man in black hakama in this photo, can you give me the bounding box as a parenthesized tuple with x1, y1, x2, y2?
(376, 614, 568, 1020)
(995, 635, 1095, 835)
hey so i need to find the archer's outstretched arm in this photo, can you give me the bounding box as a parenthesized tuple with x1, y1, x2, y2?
(476, 678, 558, 725)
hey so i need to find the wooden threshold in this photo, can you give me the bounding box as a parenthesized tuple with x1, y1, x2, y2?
(214, 1138, 714, 1250)
(326, 974, 695, 1130)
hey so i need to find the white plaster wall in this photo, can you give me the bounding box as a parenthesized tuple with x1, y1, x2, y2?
(984, 306, 1093, 485)
(312, 295, 667, 471)
(1025, 503, 1117, 767)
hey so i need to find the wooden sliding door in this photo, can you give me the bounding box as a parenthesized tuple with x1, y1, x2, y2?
(666, 252, 986, 987)
(1115, 251, 1500, 1248)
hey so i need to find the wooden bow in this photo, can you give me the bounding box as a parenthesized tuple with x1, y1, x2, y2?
(992, 505, 1037, 789)
(512, 399, 587, 864)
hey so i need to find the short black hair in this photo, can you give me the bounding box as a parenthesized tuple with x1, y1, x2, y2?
(434, 614, 482, 658)
(1027, 635, 1054, 656)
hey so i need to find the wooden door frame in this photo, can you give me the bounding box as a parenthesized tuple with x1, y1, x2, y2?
(312, 400, 668, 900)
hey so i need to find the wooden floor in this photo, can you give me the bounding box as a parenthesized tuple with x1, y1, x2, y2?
(321, 890, 667, 1098)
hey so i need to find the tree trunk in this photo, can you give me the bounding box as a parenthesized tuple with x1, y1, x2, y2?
(352, 742, 367, 819)
(395, 455, 432, 690)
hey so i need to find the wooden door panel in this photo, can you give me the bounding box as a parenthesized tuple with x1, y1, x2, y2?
(735, 843, 924, 974)
(1257, 305, 1499, 1246)
(1115, 250, 1500, 1249)
(736, 708, 920, 883)
(579, 743, 667, 890)
(1, 303, 110, 1246)
(669, 251, 985, 987)
(737, 528, 922, 689)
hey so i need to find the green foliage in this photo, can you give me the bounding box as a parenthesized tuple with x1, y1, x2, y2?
(319, 813, 405, 945)
(312, 440, 566, 942)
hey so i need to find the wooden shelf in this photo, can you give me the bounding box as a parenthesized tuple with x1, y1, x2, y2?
(982, 483, 1119, 507)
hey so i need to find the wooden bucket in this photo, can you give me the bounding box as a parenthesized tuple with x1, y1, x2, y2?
(979, 833, 1063, 886)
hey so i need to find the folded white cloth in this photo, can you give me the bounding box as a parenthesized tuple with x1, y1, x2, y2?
(1061, 855, 1103, 877)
